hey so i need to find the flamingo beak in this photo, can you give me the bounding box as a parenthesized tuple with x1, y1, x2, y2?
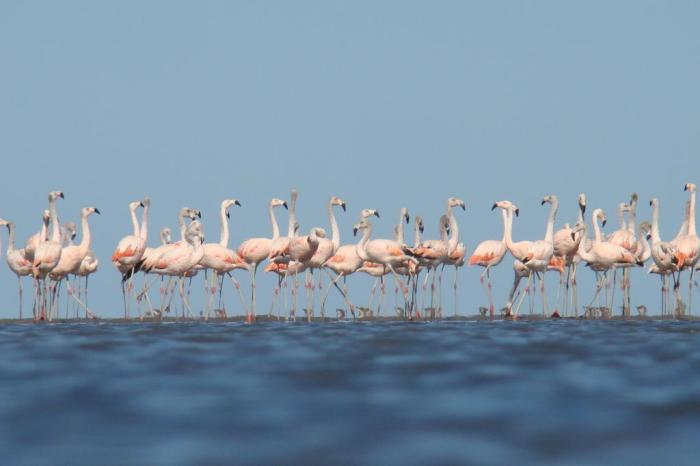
(419, 225, 424, 234)
(571, 232, 576, 241)
(515, 208, 520, 217)
(646, 233, 651, 241)
(235, 200, 242, 207)
(59, 192, 65, 199)
(406, 215, 410, 224)
(197, 211, 202, 218)
(94, 208, 101, 215)
(139, 202, 145, 208)
(226, 212, 230, 219)
(353, 227, 358, 237)
(541, 200, 546, 206)
(282, 202, 288, 210)
(460, 202, 465, 211)
(374, 211, 380, 218)
(602, 219, 607, 228)
(341, 202, 346, 212)
(684, 184, 689, 191)
(649, 200, 653, 206)
(581, 205, 586, 215)
(491, 203, 497, 211)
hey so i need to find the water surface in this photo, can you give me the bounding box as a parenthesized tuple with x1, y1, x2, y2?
(1, 319, 699, 465)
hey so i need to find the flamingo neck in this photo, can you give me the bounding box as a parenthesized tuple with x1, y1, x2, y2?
(543, 199, 558, 244)
(269, 203, 280, 240)
(499, 209, 509, 243)
(49, 197, 61, 243)
(356, 223, 371, 261)
(219, 203, 230, 247)
(329, 201, 340, 253)
(7, 224, 15, 254)
(577, 204, 585, 225)
(651, 203, 661, 244)
(178, 212, 188, 241)
(617, 205, 626, 231)
(577, 226, 595, 262)
(689, 189, 697, 237)
(140, 204, 149, 242)
(40, 218, 49, 242)
(287, 191, 298, 237)
(504, 208, 515, 250)
(130, 206, 140, 238)
(396, 210, 406, 245)
(676, 200, 689, 239)
(78, 213, 92, 256)
(413, 224, 422, 248)
(160, 230, 170, 246)
(628, 203, 637, 234)
(592, 214, 603, 243)
(447, 206, 459, 254)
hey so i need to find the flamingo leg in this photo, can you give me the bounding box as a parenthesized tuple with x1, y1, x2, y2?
(453, 266, 459, 317)
(18, 276, 23, 320)
(539, 272, 547, 317)
(571, 263, 578, 317)
(689, 267, 695, 316)
(323, 269, 356, 319)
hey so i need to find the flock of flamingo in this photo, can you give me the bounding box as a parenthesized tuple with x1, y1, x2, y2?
(2, 183, 699, 323)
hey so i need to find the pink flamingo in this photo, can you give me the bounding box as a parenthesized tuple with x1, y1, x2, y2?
(237, 197, 288, 322)
(552, 193, 586, 315)
(32, 191, 65, 321)
(49, 207, 100, 319)
(24, 210, 50, 264)
(73, 249, 99, 318)
(648, 198, 680, 315)
(113, 199, 148, 318)
(4, 221, 33, 319)
(200, 199, 249, 319)
(468, 201, 515, 318)
(670, 183, 700, 314)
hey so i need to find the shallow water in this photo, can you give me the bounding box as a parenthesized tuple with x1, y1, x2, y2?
(1, 320, 700, 465)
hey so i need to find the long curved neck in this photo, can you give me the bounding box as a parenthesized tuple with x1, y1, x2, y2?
(140, 204, 149, 242)
(651, 203, 661, 243)
(413, 224, 422, 248)
(447, 206, 459, 254)
(628, 204, 637, 234)
(356, 224, 371, 260)
(269, 203, 280, 240)
(179, 212, 187, 241)
(592, 214, 603, 243)
(130, 206, 140, 237)
(78, 213, 92, 255)
(617, 206, 626, 230)
(504, 209, 515, 250)
(500, 209, 509, 243)
(329, 201, 340, 252)
(439, 220, 448, 242)
(219, 204, 230, 247)
(577, 226, 595, 262)
(577, 205, 585, 225)
(40, 219, 49, 241)
(543, 200, 558, 243)
(689, 189, 697, 236)
(288, 192, 297, 237)
(7, 224, 15, 254)
(396, 211, 406, 245)
(49, 197, 60, 242)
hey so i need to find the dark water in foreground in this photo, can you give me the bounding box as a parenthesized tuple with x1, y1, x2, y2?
(1, 320, 700, 465)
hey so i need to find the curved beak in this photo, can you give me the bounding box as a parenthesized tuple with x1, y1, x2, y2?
(540, 200, 546, 206)
(684, 184, 689, 191)
(405, 215, 410, 224)
(282, 202, 288, 210)
(59, 192, 65, 199)
(353, 227, 358, 237)
(646, 233, 652, 241)
(491, 203, 497, 211)
(197, 211, 202, 219)
(374, 211, 380, 218)
(226, 212, 230, 219)
(515, 208, 520, 217)
(139, 202, 145, 208)
(581, 205, 586, 215)
(571, 232, 576, 241)
(419, 225, 424, 234)
(94, 208, 101, 215)
(235, 200, 242, 207)
(602, 219, 607, 228)
(460, 202, 466, 211)
(341, 202, 346, 212)
(649, 200, 653, 206)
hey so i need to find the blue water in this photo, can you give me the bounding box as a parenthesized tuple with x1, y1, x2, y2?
(1, 320, 699, 465)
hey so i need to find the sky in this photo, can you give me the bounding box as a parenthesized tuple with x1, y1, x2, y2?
(0, 1, 699, 318)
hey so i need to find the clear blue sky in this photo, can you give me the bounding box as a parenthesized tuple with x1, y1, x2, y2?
(1, 1, 698, 318)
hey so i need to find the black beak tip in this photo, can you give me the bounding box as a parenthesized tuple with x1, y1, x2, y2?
(375, 211, 380, 218)
(341, 203, 346, 212)
(540, 200, 546, 206)
(602, 220, 607, 227)
(646, 234, 651, 241)
(571, 233, 576, 241)
(515, 209, 520, 217)
(649, 201, 653, 206)
(235, 200, 242, 207)
(405, 215, 410, 224)
(460, 204, 466, 211)
(283, 202, 288, 210)
(197, 212, 202, 218)
(94, 208, 101, 215)
(139, 202, 145, 208)
(684, 185, 688, 191)
(59, 192, 65, 199)
(226, 212, 230, 219)
(353, 228, 358, 237)
(491, 203, 497, 211)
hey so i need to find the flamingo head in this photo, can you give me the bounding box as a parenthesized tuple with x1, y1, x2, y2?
(41, 209, 51, 222)
(353, 219, 369, 237)
(49, 191, 65, 202)
(629, 192, 638, 207)
(593, 209, 607, 228)
(161, 227, 172, 245)
(448, 197, 466, 211)
(330, 196, 347, 212)
(83, 207, 100, 217)
(415, 216, 424, 234)
(578, 193, 587, 214)
(638, 221, 651, 238)
(311, 227, 327, 239)
(185, 220, 204, 245)
(492, 200, 519, 217)
(271, 198, 288, 210)
(541, 194, 558, 206)
(684, 183, 697, 193)
(129, 201, 143, 212)
(142, 197, 151, 208)
(399, 207, 409, 224)
(360, 209, 380, 219)
(649, 198, 658, 208)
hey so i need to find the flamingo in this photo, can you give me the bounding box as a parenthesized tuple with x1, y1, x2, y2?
(74, 249, 99, 318)
(112, 199, 147, 318)
(4, 221, 33, 319)
(574, 209, 642, 310)
(670, 183, 700, 314)
(608, 195, 639, 315)
(237, 197, 288, 322)
(33, 190, 65, 321)
(552, 193, 586, 316)
(200, 199, 248, 319)
(468, 201, 516, 318)
(24, 210, 50, 264)
(283, 226, 327, 321)
(49, 206, 100, 319)
(649, 198, 681, 316)
(147, 220, 205, 317)
(298, 196, 346, 318)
